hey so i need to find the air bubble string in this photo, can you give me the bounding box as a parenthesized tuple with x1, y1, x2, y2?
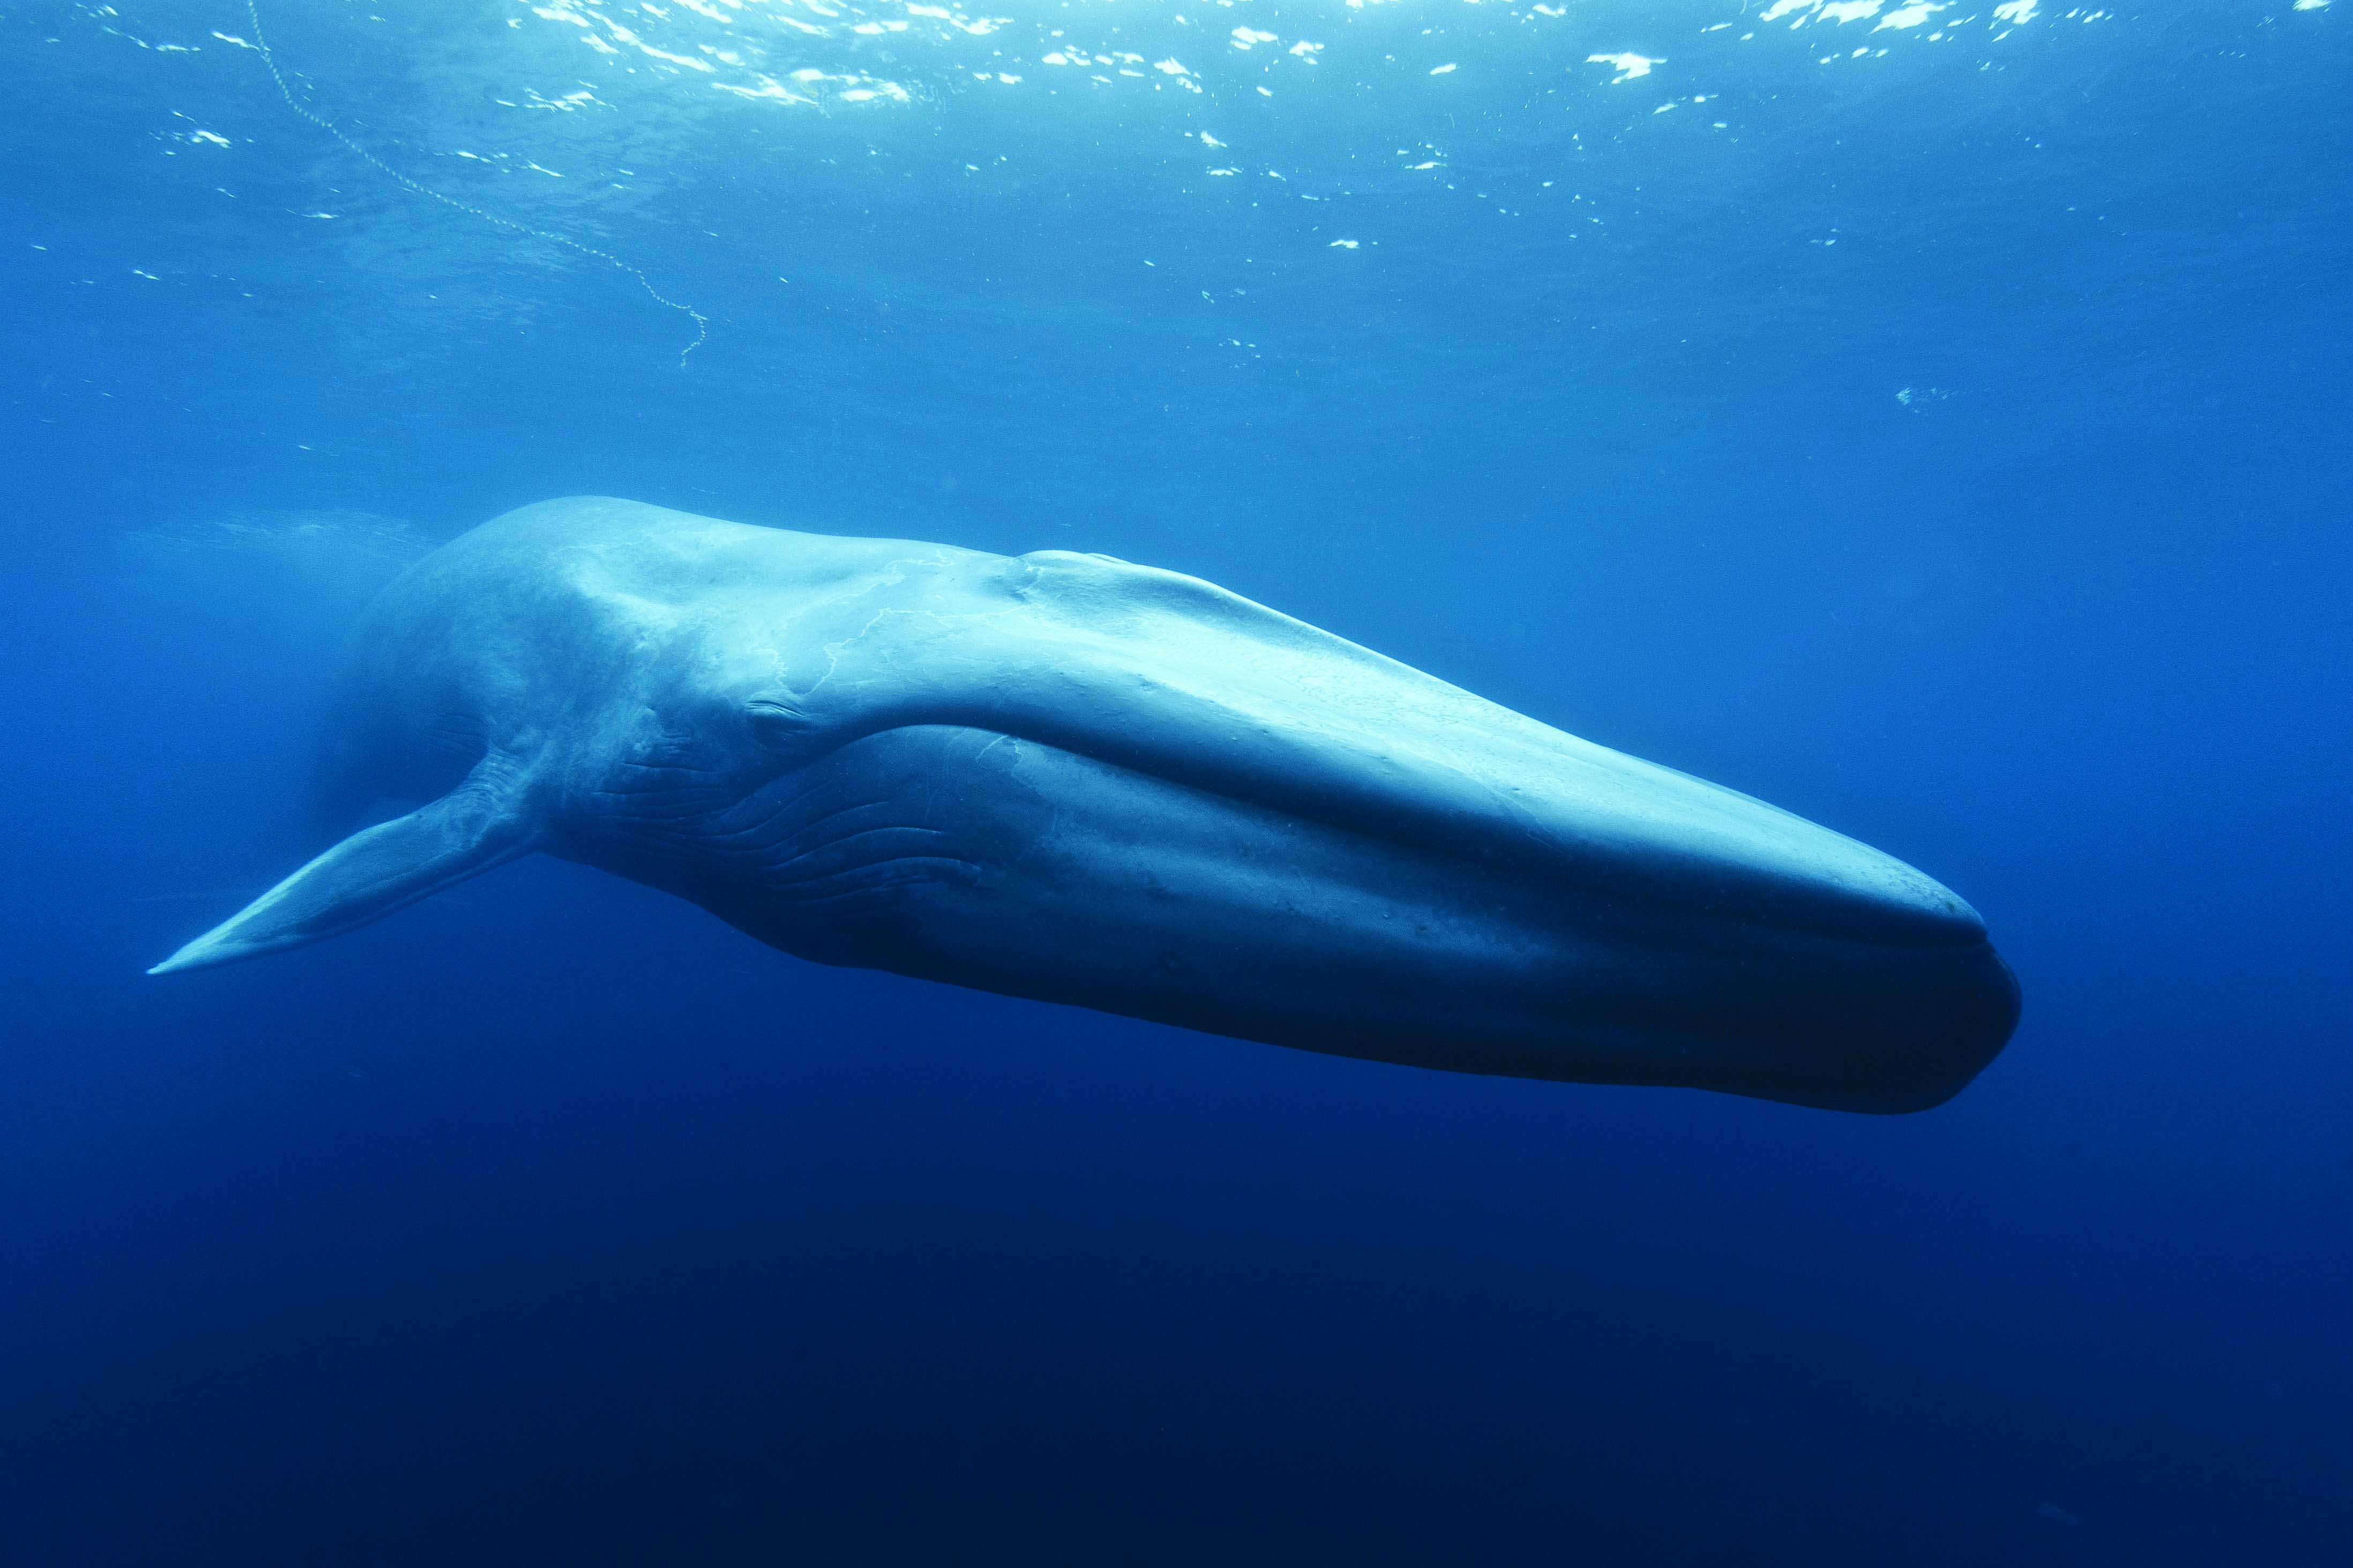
(243, 0, 708, 367)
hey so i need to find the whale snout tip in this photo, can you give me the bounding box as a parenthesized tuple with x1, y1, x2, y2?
(1877, 862, 1990, 946)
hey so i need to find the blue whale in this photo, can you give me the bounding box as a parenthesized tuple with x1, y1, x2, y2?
(151, 497, 2019, 1112)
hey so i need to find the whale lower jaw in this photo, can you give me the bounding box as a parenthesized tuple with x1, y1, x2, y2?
(563, 724, 2019, 1114)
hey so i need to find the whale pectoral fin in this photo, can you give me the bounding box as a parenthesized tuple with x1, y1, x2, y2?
(147, 763, 545, 976)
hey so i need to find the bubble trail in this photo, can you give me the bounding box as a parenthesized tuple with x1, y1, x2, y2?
(243, 0, 708, 368)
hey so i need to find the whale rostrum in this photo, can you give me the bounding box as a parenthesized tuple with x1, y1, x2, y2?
(152, 497, 2020, 1113)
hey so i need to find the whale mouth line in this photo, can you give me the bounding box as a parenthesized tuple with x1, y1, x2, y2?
(836, 720, 1986, 955)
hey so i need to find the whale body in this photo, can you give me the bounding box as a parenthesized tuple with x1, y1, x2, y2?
(151, 497, 2019, 1112)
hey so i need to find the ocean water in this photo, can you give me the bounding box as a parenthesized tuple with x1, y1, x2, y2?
(2, 0, 2348, 1561)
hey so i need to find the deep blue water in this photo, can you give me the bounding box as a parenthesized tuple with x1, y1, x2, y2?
(3, 0, 2348, 1561)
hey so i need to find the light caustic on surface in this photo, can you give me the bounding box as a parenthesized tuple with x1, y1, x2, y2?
(241, 0, 709, 367)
